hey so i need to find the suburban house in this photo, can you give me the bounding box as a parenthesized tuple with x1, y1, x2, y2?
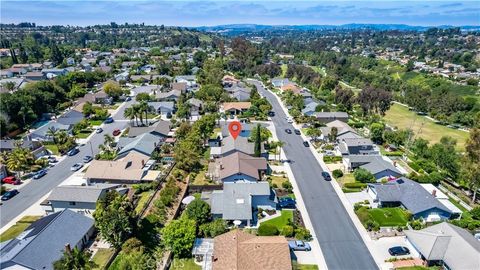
(224, 84, 251, 102)
(85, 152, 160, 184)
(320, 120, 361, 141)
(280, 83, 302, 94)
(30, 122, 73, 141)
(210, 136, 265, 159)
(208, 182, 277, 226)
(211, 229, 292, 270)
(342, 154, 403, 180)
(339, 138, 379, 156)
(405, 222, 480, 270)
(187, 98, 203, 117)
(367, 178, 455, 221)
(222, 74, 240, 86)
(41, 68, 68, 78)
(208, 151, 267, 183)
(126, 120, 171, 138)
(314, 112, 349, 123)
(41, 184, 124, 215)
(148, 101, 175, 117)
(221, 122, 252, 138)
(0, 210, 95, 270)
(22, 71, 45, 81)
(0, 139, 48, 159)
(117, 133, 164, 159)
(114, 71, 129, 81)
(170, 82, 188, 93)
(221, 102, 251, 115)
(175, 75, 197, 88)
(302, 101, 320, 116)
(156, 89, 181, 101)
(271, 78, 291, 88)
(56, 109, 84, 126)
(0, 78, 27, 92)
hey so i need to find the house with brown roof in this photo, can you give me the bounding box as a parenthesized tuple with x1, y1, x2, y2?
(212, 230, 291, 270)
(208, 151, 267, 183)
(280, 83, 302, 94)
(221, 102, 251, 115)
(171, 82, 187, 93)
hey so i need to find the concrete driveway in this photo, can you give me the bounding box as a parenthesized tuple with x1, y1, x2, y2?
(370, 236, 420, 263)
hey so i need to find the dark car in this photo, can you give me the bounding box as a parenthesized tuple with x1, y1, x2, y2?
(288, 240, 311, 251)
(104, 117, 114, 124)
(388, 246, 410, 256)
(321, 171, 332, 181)
(285, 129, 292, 134)
(294, 129, 301, 135)
(1, 189, 19, 201)
(278, 197, 296, 208)
(2, 176, 21, 185)
(268, 111, 275, 117)
(33, 169, 47, 179)
(303, 141, 310, 147)
(112, 129, 121, 136)
(67, 148, 80, 156)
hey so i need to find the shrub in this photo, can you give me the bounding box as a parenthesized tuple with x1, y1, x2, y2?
(353, 168, 376, 183)
(280, 225, 294, 237)
(185, 198, 211, 225)
(365, 219, 380, 231)
(282, 181, 293, 191)
(332, 169, 344, 178)
(258, 223, 279, 236)
(199, 219, 228, 238)
(294, 227, 312, 241)
(354, 203, 364, 211)
(343, 182, 367, 189)
(470, 207, 480, 220)
(323, 156, 343, 163)
(122, 238, 143, 253)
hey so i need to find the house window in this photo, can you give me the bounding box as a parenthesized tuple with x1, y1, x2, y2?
(69, 202, 76, 206)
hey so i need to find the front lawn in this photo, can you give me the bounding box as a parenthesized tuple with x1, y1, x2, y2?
(135, 191, 154, 214)
(76, 130, 92, 138)
(356, 207, 409, 227)
(170, 258, 201, 270)
(88, 119, 104, 126)
(0, 215, 41, 241)
(261, 210, 293, 230)
(267, 175, 288, 188)
(92, 248, 115, 270)
(44, 144, 59, 155)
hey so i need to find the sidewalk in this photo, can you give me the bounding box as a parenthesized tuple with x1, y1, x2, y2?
(260, 81, 386, 269)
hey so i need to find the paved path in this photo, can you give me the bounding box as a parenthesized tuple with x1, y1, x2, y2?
(249, 79, 378, 270)
(0, 86, 151, 228)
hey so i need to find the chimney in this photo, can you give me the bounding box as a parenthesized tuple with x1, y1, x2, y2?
(65, 243, 71, 254)
(141, 159, 145, 167)
(432, 189, 437, 197)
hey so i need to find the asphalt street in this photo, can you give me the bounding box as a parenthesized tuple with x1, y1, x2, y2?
(0, 86, 152, 228)
(250, 80, 378, 270)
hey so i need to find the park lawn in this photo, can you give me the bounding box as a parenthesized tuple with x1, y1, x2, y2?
(262, 210, 293, 230)
(0, 215, 41, 241)
(44, 144, 59, 155)
(268, 175, 289, 188)
(384, 103, 468, 150)
(170, 258, 201, 270)
(92, 248, 115, 270)
(356, 207, 409, 227)
(135, 191, 153, 214)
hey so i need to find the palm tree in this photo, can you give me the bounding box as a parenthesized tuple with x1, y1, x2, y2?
(46, 127, 58, 144)
(138, 101, 149, 126)
(6, 148, 27, 177)
(53, 246, 96, 270)
(123, 107, 136, 126)
(103, 134, 115, 148)
(133, 104, 143, 126)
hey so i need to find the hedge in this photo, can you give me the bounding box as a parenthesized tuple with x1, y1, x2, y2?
(343, 182, 367, 189)
(258, 223, 279, 236)
(323, 156, 343, 163)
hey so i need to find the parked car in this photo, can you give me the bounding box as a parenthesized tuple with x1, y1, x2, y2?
(33, 169, 47, 179)
(125, 96, 132, 101)
(47, 156, 57, 163)
(285, 129, 292, 134)
(303, 141, 310, 147)
(96, 127, 103, 133)
(321, 171, 331, 181)
(268, 111, 275, 117)
(288, 240, 311, 251)
(287, 118, 294, 123)
(67, 148, 80, 156)
(278, 197, 296, 208)
(294, 129, 301, 135)
(388, 246, 410, 256)
(70, 163, 84, 171)
(1, 189, 19, 201)
(112, 129, 121, 136)
(104, 117, 114, 124)
(2, 176, 21, 185)
(83, 156, 93, 163)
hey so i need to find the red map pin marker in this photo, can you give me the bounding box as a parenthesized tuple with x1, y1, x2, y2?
(228, 121, 242, 140)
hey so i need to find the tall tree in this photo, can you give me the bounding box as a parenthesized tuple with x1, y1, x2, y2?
(463, 128, 480, 202)
(50, 42, 64, 65)
(53, 247, 95, 270)
(160, 216, 196, 257)
(254, 124, 262, 157)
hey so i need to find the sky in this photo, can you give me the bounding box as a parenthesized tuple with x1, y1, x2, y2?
(1, 1, 479, 27)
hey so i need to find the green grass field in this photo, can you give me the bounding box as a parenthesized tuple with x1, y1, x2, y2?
(92, 248, 115, 270)
(44, 144, 59, 155)
(0, 215, 41, 241)
(135, 191, 153, 214)
(384, 103, 468, 150)
(261, 210, 293, 230)
(356, 207, 408, 227)
(88, 119, 104, 126)
(170, 258, 201, 270)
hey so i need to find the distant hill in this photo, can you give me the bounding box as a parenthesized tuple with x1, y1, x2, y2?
(194, 24, 480, 33)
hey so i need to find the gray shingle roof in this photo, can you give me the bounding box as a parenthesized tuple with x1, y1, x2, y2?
(117, 132, 163, 157)
(369, 177, 452, 215)
(360, 158, 402, 176)
(48, 184, 119, 203)
(0, 210, 94, 270)
(211, 182, 271, 220)
(127, 120, 171, 137)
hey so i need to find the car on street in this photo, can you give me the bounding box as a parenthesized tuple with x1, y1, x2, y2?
(268, 111, 275, 117)
(1, 189, 19, 201)
(112, 129, 121, 136)
(67, 148, 80, 156)
(278, 197, 296, 208)
(125, 96, 132, 101)
(288, 240, 311, 251)
(70, 163, 84, 171)
(2, 176, 21, 185)
(287, 118, 294, 123)
(33, 169, 47, 179)
(47, 156, 57, 163)
(83, 156, 93, 163)
(321, 171, 332, 181)
(303, 141, 310, 147)
(285, 129, 292, 134)
(104, 117, 114, 124)
(96, 127, 103, 133)
(388, 246, 410, 256)
(294, 129, 301, 135)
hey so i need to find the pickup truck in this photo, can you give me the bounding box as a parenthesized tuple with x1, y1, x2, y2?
(288, 240, 311, 251)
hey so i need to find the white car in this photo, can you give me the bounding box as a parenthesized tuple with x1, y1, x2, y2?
(287, 118, 294, 123)
(70, 163, 84, 171)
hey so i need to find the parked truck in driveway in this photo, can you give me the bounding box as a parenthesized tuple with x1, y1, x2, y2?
(288, 240, 311, 251)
